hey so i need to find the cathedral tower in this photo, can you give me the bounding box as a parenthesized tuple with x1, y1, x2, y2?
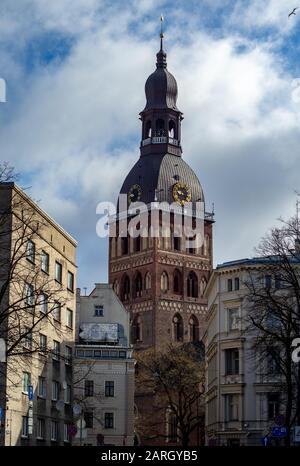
(109, 32, 214, 351)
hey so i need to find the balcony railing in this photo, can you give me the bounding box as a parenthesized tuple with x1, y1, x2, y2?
(142, 136, 179, 146)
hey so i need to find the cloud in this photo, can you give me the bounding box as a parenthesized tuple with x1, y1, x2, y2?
(1, 0, 300, 289)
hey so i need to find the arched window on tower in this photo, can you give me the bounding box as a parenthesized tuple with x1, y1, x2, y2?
(156, 119, 165, 137)
(161, 271, 169, 292)
(121, 237, 129, 255)
(168, 120, 176, 139)
(145, 120, 152, 138)
(173, 269, 182, 294)
(121, 274, 130, 301)
(134, 235, 141, 253)
(189, 315, 199, 341)
(173, 236, 181, 251)
(145, 272, 151, 290)
(113, 280, 119, 296)
(173, 313, 183, 342)
(200, 277, 207, 297)
(132, 314, 142, 343)
(187, 271, 198, 298)
(133, 272, 143, 298)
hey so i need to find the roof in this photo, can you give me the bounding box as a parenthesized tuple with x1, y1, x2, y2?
(216, 255, 300, 270)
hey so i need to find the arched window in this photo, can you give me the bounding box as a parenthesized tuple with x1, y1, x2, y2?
(189, 315, 199, 341)
(173, 236, 181, 251)
(121, 237, 129, 255)
(121, 274, 130, 301)
(168, 120, 176, 138)
(173, 313, 183, 341)
(200, 277, 207, 297)
(204, 234, 210, 257)
(145, 272, 151, 290)
(134, 272, 143, 298)
(187, 271, 198, 298)
(173, 269, 182, 294)
(161, 271, 169, 292)
(132, 314, 142, 343)
(134, 236, 141, 253)
(145, 120, 152, 138)
(113, 280, 119, 296)
(156, 119, 165, 136)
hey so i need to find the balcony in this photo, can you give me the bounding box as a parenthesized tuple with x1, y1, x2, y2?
(142, 136, 179, 147)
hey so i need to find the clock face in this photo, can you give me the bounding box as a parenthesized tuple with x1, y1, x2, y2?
(128, 184, 142, 204)
(172, 182, 192, 206)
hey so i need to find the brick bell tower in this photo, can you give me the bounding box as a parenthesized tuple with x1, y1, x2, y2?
(109, 31, 214, 351)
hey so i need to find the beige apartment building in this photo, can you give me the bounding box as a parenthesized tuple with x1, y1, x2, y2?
(0, 182, 77, 446)
(73, 284, 135, 446)
(204, 258, 286, 446)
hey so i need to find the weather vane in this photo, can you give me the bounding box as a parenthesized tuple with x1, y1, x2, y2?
(160, 14, 164, 38)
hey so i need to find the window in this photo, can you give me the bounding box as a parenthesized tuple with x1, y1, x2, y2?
(104, 412, 114, 429)
(66, 308, 73, 328)
(84, 380, 94, 397)
(121, 237, 129, 255)
(53, 301, 61, 322)
(65, 345, 72, 365)
(228, 308, 239, 331)
(39, 334, 47, 353)
(189, 315, 199, 341)
(134, 236, 141, 253)
(84, 412, 93, 428)
(265, 274, 272, 289)
(67, 271, 74, 292)
(167, 411, 178, 442)
(64, 423, 71, 443)
(134, 272, 143, 298)
(267, 352, 280, 375)
(53, 340, 60, 361)
(160, 271, 169, 292)
(22, 372, 31, 393)
(275, 274, 282, 289)
(105, 381, 115, 397)
(225, 349, 239, 375)
(234, 277, 240, 291)
(187, 272, 198, 298)
(26, 240, 35, 263)
(121, 275, 130, 301)
(227, 279, 233, 292)
(173, 269, 182, 294)
(51, 420, 59, 441)
(173, 314, 183, 342)
(225, 394, 239, 421)
(145, 272, 151, 290)
(268, 393, 280, 420)
(41, 251, 49, 273)
(64, 385, 71, 404)
(200, 277, 207, 297)
(55, 261, 62, 283)
(25, 283, 34, 306)
(119, 351, 126, 358)
(38, 377, 46, 398)
(22, 416, 29, 437)
(132, 315, 141, 342)
(94, 305, 104, 317)
(39, 293, 48, 314)
(52, 381, 59, 401)
(37, 418, 45, 439)
(23, 328, 32, 350)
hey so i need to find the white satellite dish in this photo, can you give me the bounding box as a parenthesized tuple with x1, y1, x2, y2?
(73, 403, 82, 416)
(56, 400, 65, 412)
(62, 381, 67, 390)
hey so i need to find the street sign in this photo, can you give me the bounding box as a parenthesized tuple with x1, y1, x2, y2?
(28, 385, 33, 401)
(294, 426, 300, 443)
(271, 426, 287, 438)
(261, 436, 270, 446)
(28, 405, 33, 435)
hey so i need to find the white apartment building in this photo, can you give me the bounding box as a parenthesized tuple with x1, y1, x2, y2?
(204, 258, 287, 446)
(73, 284, 135, 446)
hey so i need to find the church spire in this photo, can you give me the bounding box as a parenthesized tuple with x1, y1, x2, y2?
(156, 15, 167, 68)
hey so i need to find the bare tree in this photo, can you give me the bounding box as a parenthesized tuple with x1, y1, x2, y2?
(135, 342, 205, 447)
(244, 209, 300, 446)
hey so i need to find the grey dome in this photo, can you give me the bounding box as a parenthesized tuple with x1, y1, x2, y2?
(119, 152, 204, 205)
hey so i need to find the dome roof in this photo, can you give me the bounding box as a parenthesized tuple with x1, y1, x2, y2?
(143, 47, 179, 112)
(119, 152, 204, 206)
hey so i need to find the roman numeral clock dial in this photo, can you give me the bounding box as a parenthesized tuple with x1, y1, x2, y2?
(172, 182, 192, 206)
(128, 184, 142, 205)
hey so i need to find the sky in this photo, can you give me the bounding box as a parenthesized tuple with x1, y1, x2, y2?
(1, 0, 300, 291)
